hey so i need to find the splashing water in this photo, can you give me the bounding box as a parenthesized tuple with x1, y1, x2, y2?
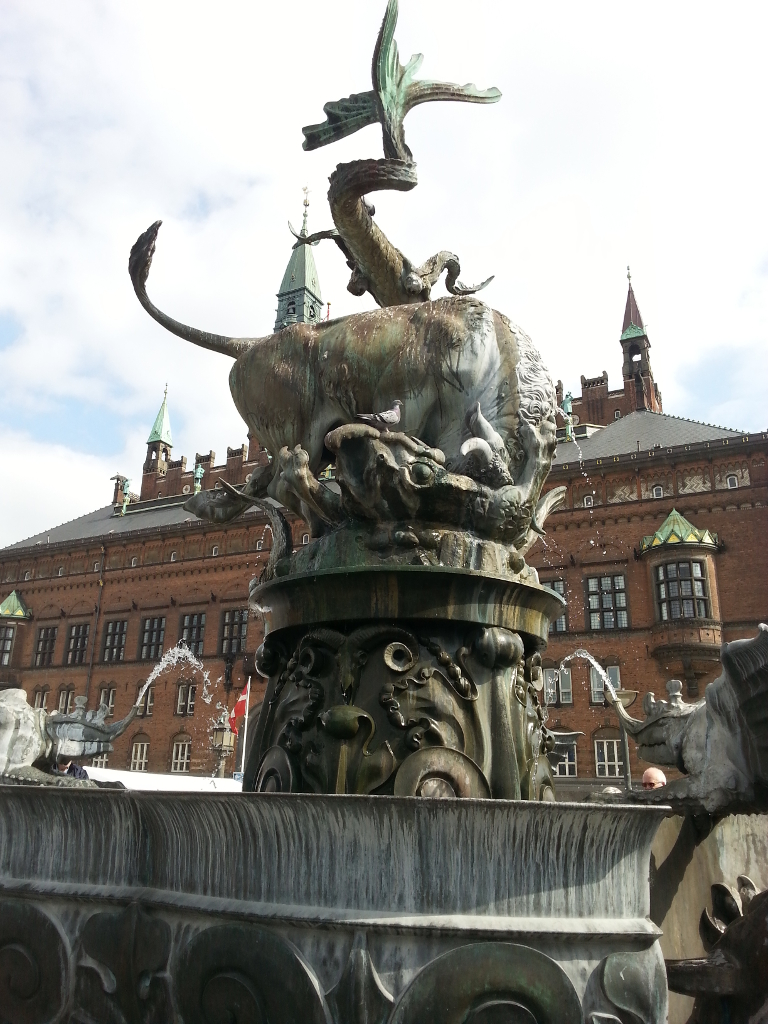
(558, 648, 620, 704)
(133, 644, 208, 708)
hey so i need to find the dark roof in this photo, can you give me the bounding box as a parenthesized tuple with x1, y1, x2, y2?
(622, 281, 645, 334)
(553, 410, 743, 465)
(0, 497, 263, 554)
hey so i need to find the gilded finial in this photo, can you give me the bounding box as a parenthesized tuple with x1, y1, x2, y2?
(301, 186, 310, 235)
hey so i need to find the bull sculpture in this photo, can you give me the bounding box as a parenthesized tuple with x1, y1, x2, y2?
(129, 0, 564, 566)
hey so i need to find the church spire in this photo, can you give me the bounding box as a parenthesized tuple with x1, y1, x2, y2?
(621, 266, 645, 339)
(144, 385, 173, 476)
(618, 271, 662, 413)
(274, 192, 324, 331)
(147, 384, 173, 447)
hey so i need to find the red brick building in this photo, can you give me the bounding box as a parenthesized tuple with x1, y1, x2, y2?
(1, 270, 765, 789)
(533, 278, 767, 795)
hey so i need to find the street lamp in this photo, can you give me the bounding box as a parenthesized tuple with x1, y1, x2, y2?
(211, 720, 236, 778)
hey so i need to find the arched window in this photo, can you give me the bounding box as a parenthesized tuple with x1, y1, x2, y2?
(171, 734, 191, 773)
(130, 735, 149, 772)
(33, 688, 49, 710)
(302, 534, 310, 545)
(726, 474, 738, 489)
(582, 495, 594, 508)
(594, 727, 623, 778)
(212, 545, 219, 557)
(131, 556, 139, 568)
(57, 566, 65, 577)
(652, 485, 664, 499)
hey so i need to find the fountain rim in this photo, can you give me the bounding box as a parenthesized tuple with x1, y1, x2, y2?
(250, 564, 566, 641)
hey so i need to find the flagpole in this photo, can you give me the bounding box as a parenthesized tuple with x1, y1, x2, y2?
(240, 676, 252, 777)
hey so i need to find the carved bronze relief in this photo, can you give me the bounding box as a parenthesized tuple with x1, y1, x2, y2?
(247, 624, 557, 800)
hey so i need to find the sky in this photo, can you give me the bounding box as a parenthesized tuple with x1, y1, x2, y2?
(1, 1, 766, 548)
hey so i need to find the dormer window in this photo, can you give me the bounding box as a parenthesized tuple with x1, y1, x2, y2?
(726, 474, 738, 490)
(614, 410, 621, 420)
(652, 485, 664, 499)
(583, 495, 594, 508)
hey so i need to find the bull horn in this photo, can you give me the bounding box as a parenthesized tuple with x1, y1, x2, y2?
(129, 221, 264, 359)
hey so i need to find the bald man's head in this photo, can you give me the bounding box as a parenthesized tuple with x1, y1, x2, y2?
(642, 767, 667, 789)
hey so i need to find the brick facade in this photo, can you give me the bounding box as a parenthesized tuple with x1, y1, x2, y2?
(1, 277, 765, 787)
(0, 448, 302, 776)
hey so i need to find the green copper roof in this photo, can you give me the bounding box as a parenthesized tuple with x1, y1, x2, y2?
(278, 238, 323, 301)
(639, 509, 718, 554)
(0, 590, 31, 619)
(620, 322, 647, 342)
(147, 387, 173, 447)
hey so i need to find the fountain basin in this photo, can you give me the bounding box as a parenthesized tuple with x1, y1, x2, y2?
(0, 787, 668, 1021)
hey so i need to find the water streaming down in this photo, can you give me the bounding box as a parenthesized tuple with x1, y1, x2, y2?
(132, 644, 229, 774)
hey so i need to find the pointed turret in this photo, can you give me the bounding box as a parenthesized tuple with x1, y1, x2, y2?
(147, 385, 173, 447)
(143, 386, 174, 478)
(274, 189, 324, 331)
(619, 269, 662, 413)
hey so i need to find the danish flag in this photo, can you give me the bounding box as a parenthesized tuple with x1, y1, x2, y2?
(229, 689, 249, 734)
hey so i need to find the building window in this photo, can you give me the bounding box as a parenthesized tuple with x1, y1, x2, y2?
(34, 626, 58, 668)
(221, 609, 248, 655)
(130, 739, 149, 772)
(93, 562, 101, 573)
(302, 534, 310, 545)
(656, 561, 710, 621)
(140, 617, 165, 661)
(652, 485, 664, 499)
(590, 665, 620, 704)
(211, 546, 219, 557)
(586, 574, 628, 630)
(614, 410, 621, 420)
(546, 580, 567, 633)
(91, 754, 109, 769)
(553, 740, 577, 777)
(58, 567, 65, 577)
(171, 738, 191, 773)
(136, 685, 154, 717)
(66, 624, 90, 666)
(726, 474, 738, 490)
(170, 551, 177, 562)
(543, 667, 572, 705)
(99, 686, 116, 716)
(583, 494, 594, 508)
(103, 620, 128, 663)
(595, 737, 624, 778)
(176, 683, 196, 716)
(0, 624, 14, 666)
(131, 556, 139, 568)
(256, 540, 263, 551)
(33, 688, 49, 710)
(24, 570, 32, 581)
(58, 688, 76, 715)
(181, 613, 205, 656)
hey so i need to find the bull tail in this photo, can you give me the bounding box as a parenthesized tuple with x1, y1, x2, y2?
(129, 221, 264, 359)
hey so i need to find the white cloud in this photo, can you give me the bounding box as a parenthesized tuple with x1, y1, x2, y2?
(1, 0, 766, 547)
